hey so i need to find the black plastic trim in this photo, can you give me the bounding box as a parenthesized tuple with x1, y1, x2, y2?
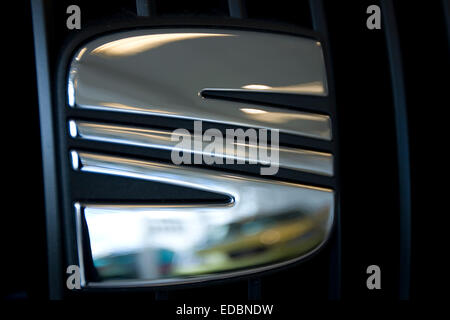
(30, 0, 63, 300)
(309, 0, 341, 300)
(381, 0, 411, 300)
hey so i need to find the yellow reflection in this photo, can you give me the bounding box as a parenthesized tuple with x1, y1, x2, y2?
(242, 81, 325, 94)
(92, 33, 234, 56)
(259, 230, 281, 245)
(242, 85, 271, 90)
(75, 47, 87, 61)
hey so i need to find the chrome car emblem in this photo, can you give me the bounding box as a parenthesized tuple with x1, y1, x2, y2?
(69, 28, 331, 140)
(72, 151, 334, 287)
(67, 27, 336, 287)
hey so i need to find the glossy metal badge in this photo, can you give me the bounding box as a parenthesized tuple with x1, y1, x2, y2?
(69, 120, 333, 176)
(72, 151, 334, 287)
(67, 28, 335, 288)
(68, 28, 331, 140)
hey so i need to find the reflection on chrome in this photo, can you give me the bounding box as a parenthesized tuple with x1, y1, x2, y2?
(91, 33, 234, 56)
(240, 81, 326, 94)
(68, 28, 331, 140)
(72, 151, 334, 287)
(69, 120, 333, 176)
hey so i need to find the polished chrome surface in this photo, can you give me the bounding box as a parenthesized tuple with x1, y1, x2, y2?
(69, 120, 333, 176)
(68, 28, 331, 140)
(72, 151, 334, 286)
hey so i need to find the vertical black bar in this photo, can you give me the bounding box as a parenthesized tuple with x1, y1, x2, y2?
(228, 0, 247, 18)
(442, 0, 450, 46)
(248, 278, 261, 300)
(309, 0, 341, 300)
(380, 0, 412, 300)
(30, 0, 63, 300)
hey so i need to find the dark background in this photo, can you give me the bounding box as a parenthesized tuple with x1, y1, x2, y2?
(1, 0, 447, 302)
